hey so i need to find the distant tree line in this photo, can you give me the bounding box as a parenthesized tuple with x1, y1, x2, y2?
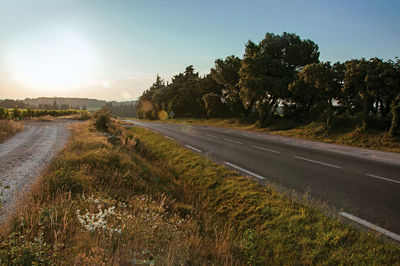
(105, 102, 137, 117)
(137, 32, 400, 136)
(0, 99, 82, 111)
(0, 107, 81, 120)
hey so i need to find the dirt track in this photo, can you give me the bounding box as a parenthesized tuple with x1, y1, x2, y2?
(0, 120, 74, 222)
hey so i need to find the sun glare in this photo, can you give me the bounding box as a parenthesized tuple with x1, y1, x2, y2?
(6, 30, 96, 92)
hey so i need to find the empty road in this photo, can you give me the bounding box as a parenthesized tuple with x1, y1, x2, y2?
(126, 120, 400, 240)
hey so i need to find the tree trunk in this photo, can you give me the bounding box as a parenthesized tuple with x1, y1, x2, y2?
(389, 94, 400, 137)
(257, 99, 276, 128)
(326, 99, 333, 129)
(243, 99, 255, 117)
(361, 96, 372, 131)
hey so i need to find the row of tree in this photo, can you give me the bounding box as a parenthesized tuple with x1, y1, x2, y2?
(0, 99, 84, 111)
(0, 107, 81, 120)
(105, 102, 137, 117)
(137, 32, 400, 136)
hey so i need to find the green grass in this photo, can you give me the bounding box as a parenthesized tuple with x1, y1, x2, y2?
(127, 125, 400, 264)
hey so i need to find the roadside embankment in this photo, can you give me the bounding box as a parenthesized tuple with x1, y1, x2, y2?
(127, 125, 400, 264)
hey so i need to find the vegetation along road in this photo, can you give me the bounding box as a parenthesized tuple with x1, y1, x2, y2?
(0, 120, 74, 221)
(126, 119, 400, 241)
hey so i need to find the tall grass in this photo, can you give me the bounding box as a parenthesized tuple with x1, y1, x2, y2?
(0, 120, 24, 143)
(0, 119, 240, 264)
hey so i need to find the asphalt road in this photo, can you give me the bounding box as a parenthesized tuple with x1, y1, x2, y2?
(126, 120, 400, 239)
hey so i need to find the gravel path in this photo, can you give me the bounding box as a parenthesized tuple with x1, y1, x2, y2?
(0, 120, 75, 222)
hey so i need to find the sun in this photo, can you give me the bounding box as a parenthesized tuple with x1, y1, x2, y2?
(6, 30, 96, 92)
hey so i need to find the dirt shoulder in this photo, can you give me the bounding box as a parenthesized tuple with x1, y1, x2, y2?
(0, 120, 76, 222)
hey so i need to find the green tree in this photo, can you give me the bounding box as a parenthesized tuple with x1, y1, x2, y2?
(137, 75, 166, 119)
(210, 56, 244, 116)
(0, 107, 7, 119)
(289, 62, 344, 128)
(12, 107, 20, 120)
(343, 58, 399, 130)
(343, 59, 371, 130)
(202, 93, 227, 118)
(239, 32, 319, 127)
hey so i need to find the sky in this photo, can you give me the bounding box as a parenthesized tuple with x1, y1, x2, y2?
(0, 0, 399, 101)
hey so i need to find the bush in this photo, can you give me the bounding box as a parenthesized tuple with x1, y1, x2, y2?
(93, 108, 112, 132)
(0, 107, 7, 119)
(73, 111, 92, 121)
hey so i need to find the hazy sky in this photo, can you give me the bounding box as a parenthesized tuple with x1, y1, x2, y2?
(1, 0, 399, 101)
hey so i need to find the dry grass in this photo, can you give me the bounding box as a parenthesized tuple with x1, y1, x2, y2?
(0, 121, 240, 265)
(0, 120, 24, 143)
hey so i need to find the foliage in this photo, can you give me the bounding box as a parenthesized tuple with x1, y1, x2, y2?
(136, 32, 400, 136)
(239, 33, 320, 127)
(289, 62, 344, 128)
(93, 107, 112, 132)
(0, 108, 82, 120)
(210, 55, 245, 116)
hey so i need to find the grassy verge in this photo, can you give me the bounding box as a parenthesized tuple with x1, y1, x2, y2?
(126, 125, 400, 264)
(126, 117, 400, 153)
(0, 121, 240, 264)
(0, 120, 24, 144)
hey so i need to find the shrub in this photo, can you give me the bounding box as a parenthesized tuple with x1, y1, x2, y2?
(0, 107, 7, 119)
(93, 108, 112, 132)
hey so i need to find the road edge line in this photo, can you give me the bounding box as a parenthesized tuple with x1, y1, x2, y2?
(185, 144, 202, 153)
(339, 212, 400, 242)
(224, 162, 265, 180)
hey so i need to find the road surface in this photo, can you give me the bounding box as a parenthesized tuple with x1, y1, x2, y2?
(126, 120, 400, 240)
(0, 121, 73, 222)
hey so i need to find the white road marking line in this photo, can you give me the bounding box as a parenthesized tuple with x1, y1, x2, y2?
(294, 156, 342, 169)
(251, 145, 280, 154)
(223, 138, 242, 144)
(191, 130, 201, 135)
(365, 173, 400, 184)
(165, 136, 174, 140)
(185, 145, 202, 153)
(339, 212, 400, 242)
(206, 134, 219, 138)
(224, 162, 265, 180)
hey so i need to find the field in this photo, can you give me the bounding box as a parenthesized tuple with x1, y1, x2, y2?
(1, 114, 399, 264)
(129, 117, 400, 153)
